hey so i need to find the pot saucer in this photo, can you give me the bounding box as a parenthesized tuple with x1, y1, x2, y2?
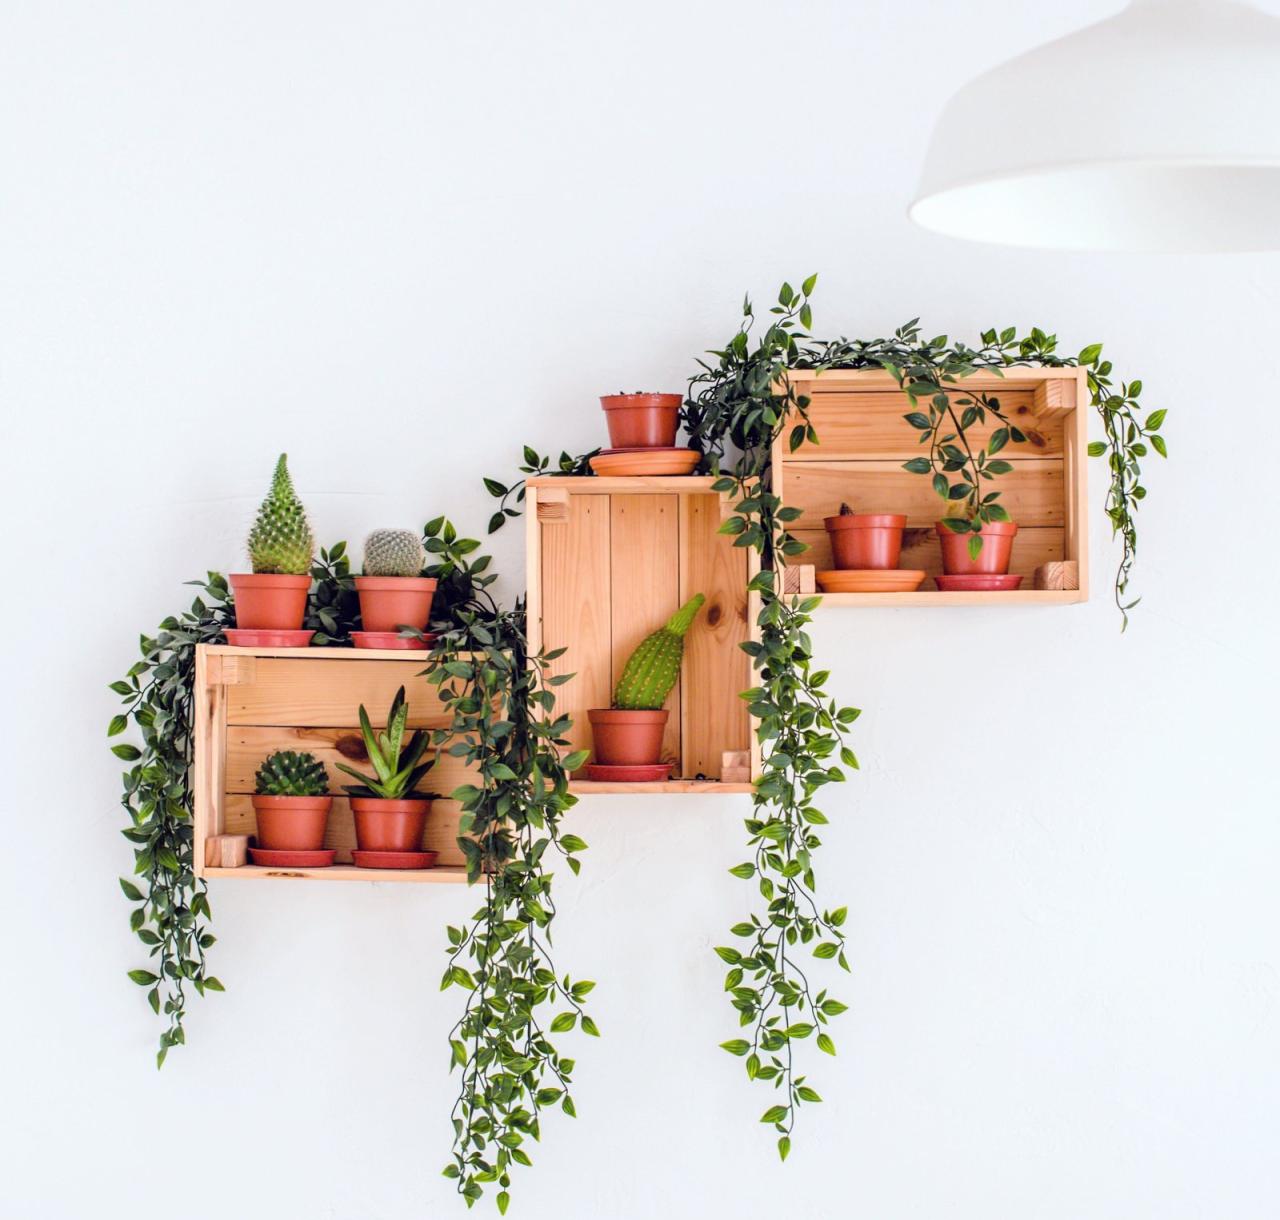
(352, 849, 438, 870)
(225, 628, 315, 648)
(816, 570, 927, 593)
(934, 574, 1024, 591)
(247, 847, 336, 867)
(584, 763, 674, 782)
(589, 449, 700, 477)
(350, 631, 437, 650)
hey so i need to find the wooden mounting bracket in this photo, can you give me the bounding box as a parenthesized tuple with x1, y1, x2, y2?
(535, 488, 570, 523)
(781, 564, 817, 595)
(204, 834, 249, 869)
(204, 654, 257, 687)
(721, 750, 752, 784)
(1033, 560, 1079, 591)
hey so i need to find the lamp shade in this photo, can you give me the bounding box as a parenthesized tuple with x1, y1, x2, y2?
(909, 0, 1280, 251)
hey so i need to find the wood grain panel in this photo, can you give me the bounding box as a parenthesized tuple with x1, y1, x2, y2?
(225, 795, 467, 867)
(784, 460, 1064, 530)
(791, 390, 1062, 460)
(540, 493, 612, 770)
(791, 527, 1066, 578)
(609, 495, 681, 767)
(679, 493, 750, 778)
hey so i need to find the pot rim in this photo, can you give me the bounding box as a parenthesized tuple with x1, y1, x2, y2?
(599, 393, 683, 410)
(229, 572, 312, 586)
(824, 513, 908, 530)
(354, 576, 438, 591)
(588, 707, 671, 723)
(251, 794, 333, 808)
(349, 796, 433, 811)
(935, 519, 1018, 537)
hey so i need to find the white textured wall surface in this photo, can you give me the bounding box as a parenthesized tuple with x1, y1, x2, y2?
(2, 2, 1277, 1217)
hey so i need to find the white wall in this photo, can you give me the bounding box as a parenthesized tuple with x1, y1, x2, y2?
(2, 2, 1277, 1216)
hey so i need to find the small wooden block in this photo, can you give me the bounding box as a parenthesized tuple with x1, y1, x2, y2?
(1033, 560, 1079, 591)
(721, 750, 751, 784)
(1033, 378, 1073, 417)
(535, 488, 570, 523)
(781, 564, 817, 595)
(205, 834, 250, 868)
(205, 654, 257, 687)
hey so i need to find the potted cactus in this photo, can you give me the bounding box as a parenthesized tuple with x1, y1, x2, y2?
(228, 454, 315, 638)
(587, 594, 704, 777)
(599, 392, 683, 449)
(353, 528, 437, 644)
(824, 501, 908, 570)
(335, 686, 437, 864)
(250, 750, 332, 852)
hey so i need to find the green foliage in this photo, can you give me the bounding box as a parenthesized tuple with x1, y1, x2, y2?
(247, 453, 315, 574)
(254, 750, 328, 797)
(334, 686, 435, 799)
(363, 527, 426, 578)
(423, 523, 594, 1209)
(108, 573, 232, 1067)
(482, 446, 599, 533)
(305, 542, 358, 644)
(612, 594, 705, 710)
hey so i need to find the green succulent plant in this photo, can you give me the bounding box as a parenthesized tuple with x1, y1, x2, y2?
(334, 685, 434, 799)
(247, 453, 315, 575)
(254, 750, 328, 797)
(612, 594, 705, 710)
(363, 528, 425, 578)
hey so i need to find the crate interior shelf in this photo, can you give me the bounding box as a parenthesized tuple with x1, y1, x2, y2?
(194, 645, 474, 884)
(527, 475, 759, 792)
(775, 367, 1089, 607)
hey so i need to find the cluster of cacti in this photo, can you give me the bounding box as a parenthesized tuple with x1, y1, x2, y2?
(254, 750, 329, 797)
(247, 453, 315, 574)
(362, 528, 425, 578)
(335, 686, 434, 799)
(612, 594, 705, 710)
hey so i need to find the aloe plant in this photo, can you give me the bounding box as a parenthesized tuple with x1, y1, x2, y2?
(334, 685, 434, 798)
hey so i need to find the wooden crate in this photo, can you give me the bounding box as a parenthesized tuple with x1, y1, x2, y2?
(193, 645, 470, 883)
(773, 368, 1090, 606)
(526, 476, 758, 793)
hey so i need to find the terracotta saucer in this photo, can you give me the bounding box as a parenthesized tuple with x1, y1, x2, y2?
(224, 628, 315, 648)
(351, 849, 438, 870)
(934, 574, 1024, 591)
(816, 570, 927, 593)
(589, 449, 700, 477)
(350, 631, 437, 650)
(247, 847, 336, 867)
(583, 763, 674, 782)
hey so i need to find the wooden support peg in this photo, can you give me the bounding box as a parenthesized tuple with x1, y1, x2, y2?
(1033, 560, 1079, 591)
(721, 751, 752, 784)
(535, 488, 570, 523)
(781, 565, 817, 595)
(1033, 378, 1073, 417)
(204, 834, 250, 869)
(204, 654, 257, 687)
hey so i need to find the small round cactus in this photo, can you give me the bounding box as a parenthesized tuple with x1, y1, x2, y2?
(247, 454, 315, 575)
(254, 750, 329, 797)
(363, 528, 425, 578)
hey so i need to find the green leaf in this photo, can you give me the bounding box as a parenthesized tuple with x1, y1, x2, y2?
(728, 862, 755, 879)
(111, 744, 141, 761)
(715, 946, 742, 965)
(760, 1105, 788, 1125)
(128, 969, 158, 986)
(1087, 441, 1107, 457)
(817, 1032, 836, 1056)
(778, 1135, 791, 1161)
(720, 1039, 751, 1056)
(119, 878, 144, 902)
(550, 1012, 577, 1033)
(1150, 434, 1167, 457)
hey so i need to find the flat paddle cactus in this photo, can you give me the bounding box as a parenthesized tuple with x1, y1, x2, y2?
(612, 594, 705, 710)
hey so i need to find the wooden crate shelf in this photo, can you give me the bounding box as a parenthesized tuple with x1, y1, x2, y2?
(526, 476, 760, 788)
(194, 645, 472, 884)
(774, 367, 1090, 606)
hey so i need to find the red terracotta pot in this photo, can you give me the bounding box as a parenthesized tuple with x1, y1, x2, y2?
(936, 520, 1019, 575)
(823, 513, 908, 570)
(229, 573, 311, 630)
(351, 797, 431, 853)
(251, 795, 332, 851)
(600, 393, 681, 449)
(355, 576, 437, 633)
(588, 709, 669, 766)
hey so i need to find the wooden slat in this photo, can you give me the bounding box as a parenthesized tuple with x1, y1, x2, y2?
(784, 460, 1064, 530)
(679, 493, 750, 778)
(810, 589, 1085, 607)
(783, 367, 1077, 393)
(790, 526, 1065, 579)
(224, 795, 467, 867)
(541, 492, 612, 769)
(205, 864, 468, 885)
(526, 476, 722, 495)
(609, 494, 681, 767)
(570, 780, 754, 795)
(224, 658, 448, 728)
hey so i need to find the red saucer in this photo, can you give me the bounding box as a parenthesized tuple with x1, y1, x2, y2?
(934, 574, 1024, 591)
(352, 849, 438, 870)
(225, 628, 315, 648)
(584, 763, 674, 782)
(350, 631, 437, 650)
(247, 846, 335, 867)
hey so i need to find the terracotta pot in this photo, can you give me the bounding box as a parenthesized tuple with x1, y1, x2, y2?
(229, 573, 311, 630)
(355, 576, 437, 633)
(599, 393, 681, 449)
(251, 795, 333, 851)
(936, 520, 1019, 575)
(823, 513, 908, 570)
(588, 708, 669, 766)
(351, 797, 431, 853)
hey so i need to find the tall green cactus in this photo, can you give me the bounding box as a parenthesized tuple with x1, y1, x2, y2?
(247, 453, 314, 574)
(613, 594, 705, 710)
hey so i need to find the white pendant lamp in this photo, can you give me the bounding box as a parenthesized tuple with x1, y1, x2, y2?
(909, 0, 1280, 251)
